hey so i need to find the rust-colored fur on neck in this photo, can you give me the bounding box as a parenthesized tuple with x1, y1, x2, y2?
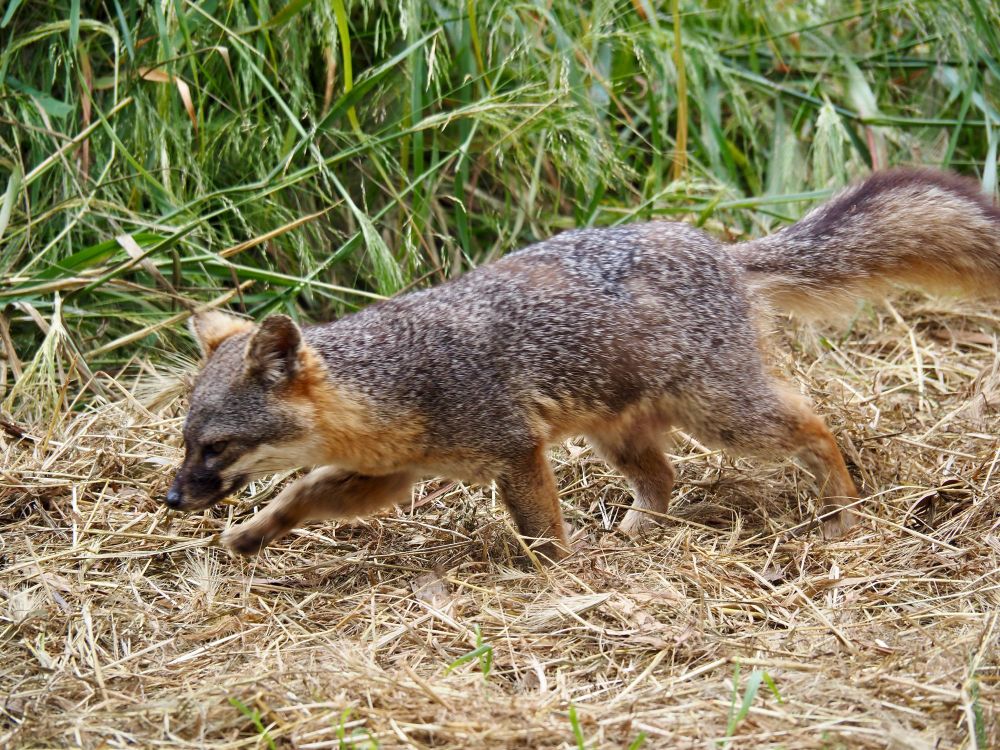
(286, 345, 428, 475)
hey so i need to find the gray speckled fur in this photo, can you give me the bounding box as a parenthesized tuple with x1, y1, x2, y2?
(307, 222, 766, 458)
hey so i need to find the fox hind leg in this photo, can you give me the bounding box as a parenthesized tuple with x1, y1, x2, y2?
(788, 405, 859, 537)
(221, 468, 414, 556)
(587, 429, 675, 536)
(697, 385, 859, 537)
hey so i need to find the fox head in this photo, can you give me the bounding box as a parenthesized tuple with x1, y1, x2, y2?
(165, 311, 328, 511)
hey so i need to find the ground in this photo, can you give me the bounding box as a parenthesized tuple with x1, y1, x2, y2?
(1, 297, 998, 749)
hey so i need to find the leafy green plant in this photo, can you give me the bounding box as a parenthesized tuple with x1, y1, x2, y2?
(567, 702, 645, 749)
(569, 702, 586, 748)
(968, 675, 987, 748)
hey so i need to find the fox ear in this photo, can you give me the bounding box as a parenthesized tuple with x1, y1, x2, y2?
(244, 314, 303, 385)
(189, 310, 253, 358)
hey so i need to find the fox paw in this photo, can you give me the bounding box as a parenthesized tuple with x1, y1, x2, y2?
(780, 508, 860, 543)
(619, 507, 663, 537)
(820, 508, 859, 539)
(220, 524, 274, 557)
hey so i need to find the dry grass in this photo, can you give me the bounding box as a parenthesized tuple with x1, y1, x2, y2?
(2, 297, 999, 749)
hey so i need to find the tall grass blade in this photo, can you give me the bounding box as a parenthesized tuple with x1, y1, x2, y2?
(0, 163, 21, 245)
(1, 0, 24, 28)
(331, 0, 360, 133)
(69, 0, 80, 49)
(671, 0, 688, 180)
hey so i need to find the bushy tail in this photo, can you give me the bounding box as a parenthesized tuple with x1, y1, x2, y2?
(733, 168, 1000, 317)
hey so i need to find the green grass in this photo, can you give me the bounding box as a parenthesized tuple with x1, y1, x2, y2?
(228, 696, 277, 750)
(445, 624, 493, 679)
(1, 0, 997, 412)
(719, 663, 782, 747)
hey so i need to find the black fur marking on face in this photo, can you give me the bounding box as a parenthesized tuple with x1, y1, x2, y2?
(186, 464, 223, 498)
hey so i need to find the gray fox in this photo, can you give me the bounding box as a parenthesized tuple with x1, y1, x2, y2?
(164, 168, 1000, 561)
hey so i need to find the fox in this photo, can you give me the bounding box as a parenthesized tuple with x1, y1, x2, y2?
(165, 168, 1000, 561)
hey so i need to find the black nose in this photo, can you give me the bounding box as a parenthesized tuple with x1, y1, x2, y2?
(165, 487, 183, 509)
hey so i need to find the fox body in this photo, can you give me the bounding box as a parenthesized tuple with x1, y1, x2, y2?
(167, 169, 1000, 560)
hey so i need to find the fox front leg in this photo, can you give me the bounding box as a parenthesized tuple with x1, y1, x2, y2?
(220, 468, 414, 556)
(497, 445, 571, 561)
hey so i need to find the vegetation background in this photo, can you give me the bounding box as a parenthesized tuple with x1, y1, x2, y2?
(1, 0, 997, 393)
(1, 1, 998, 748)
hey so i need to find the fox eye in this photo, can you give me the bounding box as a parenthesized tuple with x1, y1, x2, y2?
(203, 440, 229, 458)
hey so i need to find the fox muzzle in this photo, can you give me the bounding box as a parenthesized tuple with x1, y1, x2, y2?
(163, 467, 249, 511)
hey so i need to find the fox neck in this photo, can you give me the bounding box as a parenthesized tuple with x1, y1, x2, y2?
(291, 344, 425, 474)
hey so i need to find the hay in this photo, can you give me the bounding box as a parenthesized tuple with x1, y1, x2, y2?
(1, 297, 998, 749)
